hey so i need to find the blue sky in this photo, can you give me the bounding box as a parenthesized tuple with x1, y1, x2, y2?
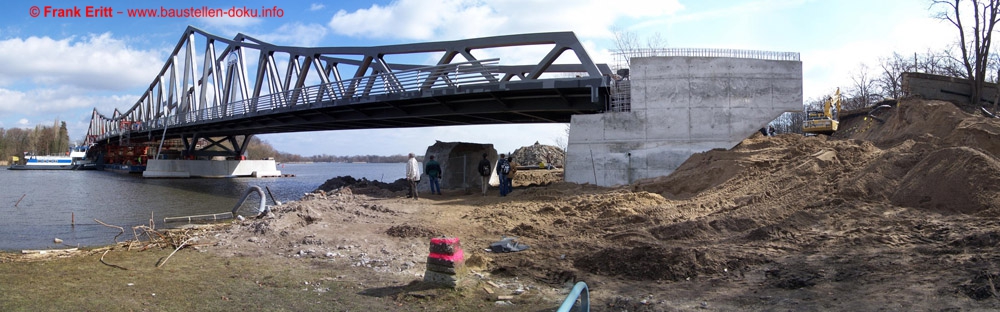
(0, 0, 955, 156)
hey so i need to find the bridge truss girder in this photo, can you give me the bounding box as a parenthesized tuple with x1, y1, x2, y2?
(86, 26, 611, 147)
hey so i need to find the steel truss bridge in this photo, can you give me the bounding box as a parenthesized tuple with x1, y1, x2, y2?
(85, 26, 612, 160)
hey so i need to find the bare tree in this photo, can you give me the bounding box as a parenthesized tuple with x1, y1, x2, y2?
(877, 52, 908, 99)
(645, 32, 666, 50)
(768, 111, 806, 135)
(846, 64, 879, 110)
(612, 27, 667, 68)
(612, 27, 640, 66)
(933, 0, 1000, 106)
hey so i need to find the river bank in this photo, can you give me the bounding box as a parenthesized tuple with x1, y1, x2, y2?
(0, 169, 572, 311)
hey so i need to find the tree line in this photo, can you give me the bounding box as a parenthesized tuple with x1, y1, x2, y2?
(767, 0, 1000, 134)
(244, 136, 413, 163)
(0, 120, 71, 160)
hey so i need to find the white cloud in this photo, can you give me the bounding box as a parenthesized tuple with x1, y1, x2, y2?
(327, 0, 683, 41)
(0, 33, 164, 91)
(310, 3, 325, 11)
(252, 22, 329, 47)
(641, 0, 806, 30)
(0, 85, 139, 140)
(195, 15, 263, 30)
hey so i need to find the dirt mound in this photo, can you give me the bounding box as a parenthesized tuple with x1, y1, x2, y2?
(510, 168, 563, 187)
(315, 175, 409, 196)
(574, 246, 768, 281)
(891, 146, 1000, 214)
(386, 224, 440, 238)
(511, 142, 564, 167)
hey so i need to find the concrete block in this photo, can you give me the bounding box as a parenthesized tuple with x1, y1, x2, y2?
(421, 142, 496, 191)
(603, 168, 627, 186)
(603, 152, 629, 171)
(689, 78, 730, 108)
(568, 115, 605, 143)
(646, 147, 698, 171)
(564, 163, 595, 184)
(624, 149, 648, 170)
(645, 108, 691, 141)
(772, 78, 803, 110)
(633, 57, 690, 79)
(642, 78, 690, 109)
(603, 111, 646, 141)
(729, 78, 772, 108)
(423, 270, 459, 288)
(565, 143, 599, 185)
(688, 57, 733, 78)
(565, 54, 802, 187)
(689, 107, 732, 140)
(627, 80, 646, 111)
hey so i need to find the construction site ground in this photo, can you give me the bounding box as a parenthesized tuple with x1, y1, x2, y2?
(4, 97, 1000, 311)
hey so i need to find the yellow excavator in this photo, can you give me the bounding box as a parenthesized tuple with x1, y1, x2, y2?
(803, 88, 842, 135)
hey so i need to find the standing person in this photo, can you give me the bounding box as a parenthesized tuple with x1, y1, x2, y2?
(497, 154, 510, 197)
(477, 153, 491, 196)
(405, 153, 420, 200)
(506, 156, 518, 195)
(425, 155, 442, 195)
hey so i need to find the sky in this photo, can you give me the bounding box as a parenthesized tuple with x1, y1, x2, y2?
(0, 0, 957, 156)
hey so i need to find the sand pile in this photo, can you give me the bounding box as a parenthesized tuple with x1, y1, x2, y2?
(468, 98, 1000, 308)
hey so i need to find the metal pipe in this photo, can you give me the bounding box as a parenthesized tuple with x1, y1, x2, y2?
(231, 185, 268, 217)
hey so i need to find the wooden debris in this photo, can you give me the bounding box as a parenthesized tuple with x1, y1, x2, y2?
(99, 250, 128, 270)
(21, 248, 78, 254)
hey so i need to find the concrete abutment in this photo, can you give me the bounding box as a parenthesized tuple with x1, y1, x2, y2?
(567, 54, 803, 186)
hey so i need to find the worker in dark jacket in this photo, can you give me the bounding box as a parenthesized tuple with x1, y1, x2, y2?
(497, 154, 510, 197)
(477, 153, 491, 196)
(425, 155, 442, 195)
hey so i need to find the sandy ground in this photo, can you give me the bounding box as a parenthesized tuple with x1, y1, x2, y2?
(6, 97, 1000, 311)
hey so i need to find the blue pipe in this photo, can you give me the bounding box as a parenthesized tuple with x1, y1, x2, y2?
(557, 281, 590, 312)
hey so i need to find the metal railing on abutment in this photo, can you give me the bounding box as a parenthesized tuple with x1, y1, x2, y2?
(605, 48, 801, 113)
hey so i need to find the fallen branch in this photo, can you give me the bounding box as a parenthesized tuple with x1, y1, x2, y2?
(94, 219, 125, 243)
(14, 194, 25, 207)
(100, 250, 128, 270)
(156, 237, 195, 268)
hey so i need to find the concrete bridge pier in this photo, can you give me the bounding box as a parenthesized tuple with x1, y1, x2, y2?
(143, 134, 281, 178)
(566, 53, 803, 187)
(143, 159, 281, 178)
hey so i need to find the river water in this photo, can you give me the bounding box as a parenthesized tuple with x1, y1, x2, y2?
(0, 162, 405, 251)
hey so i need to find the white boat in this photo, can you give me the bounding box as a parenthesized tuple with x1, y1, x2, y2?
(8, 148, 93, 170)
